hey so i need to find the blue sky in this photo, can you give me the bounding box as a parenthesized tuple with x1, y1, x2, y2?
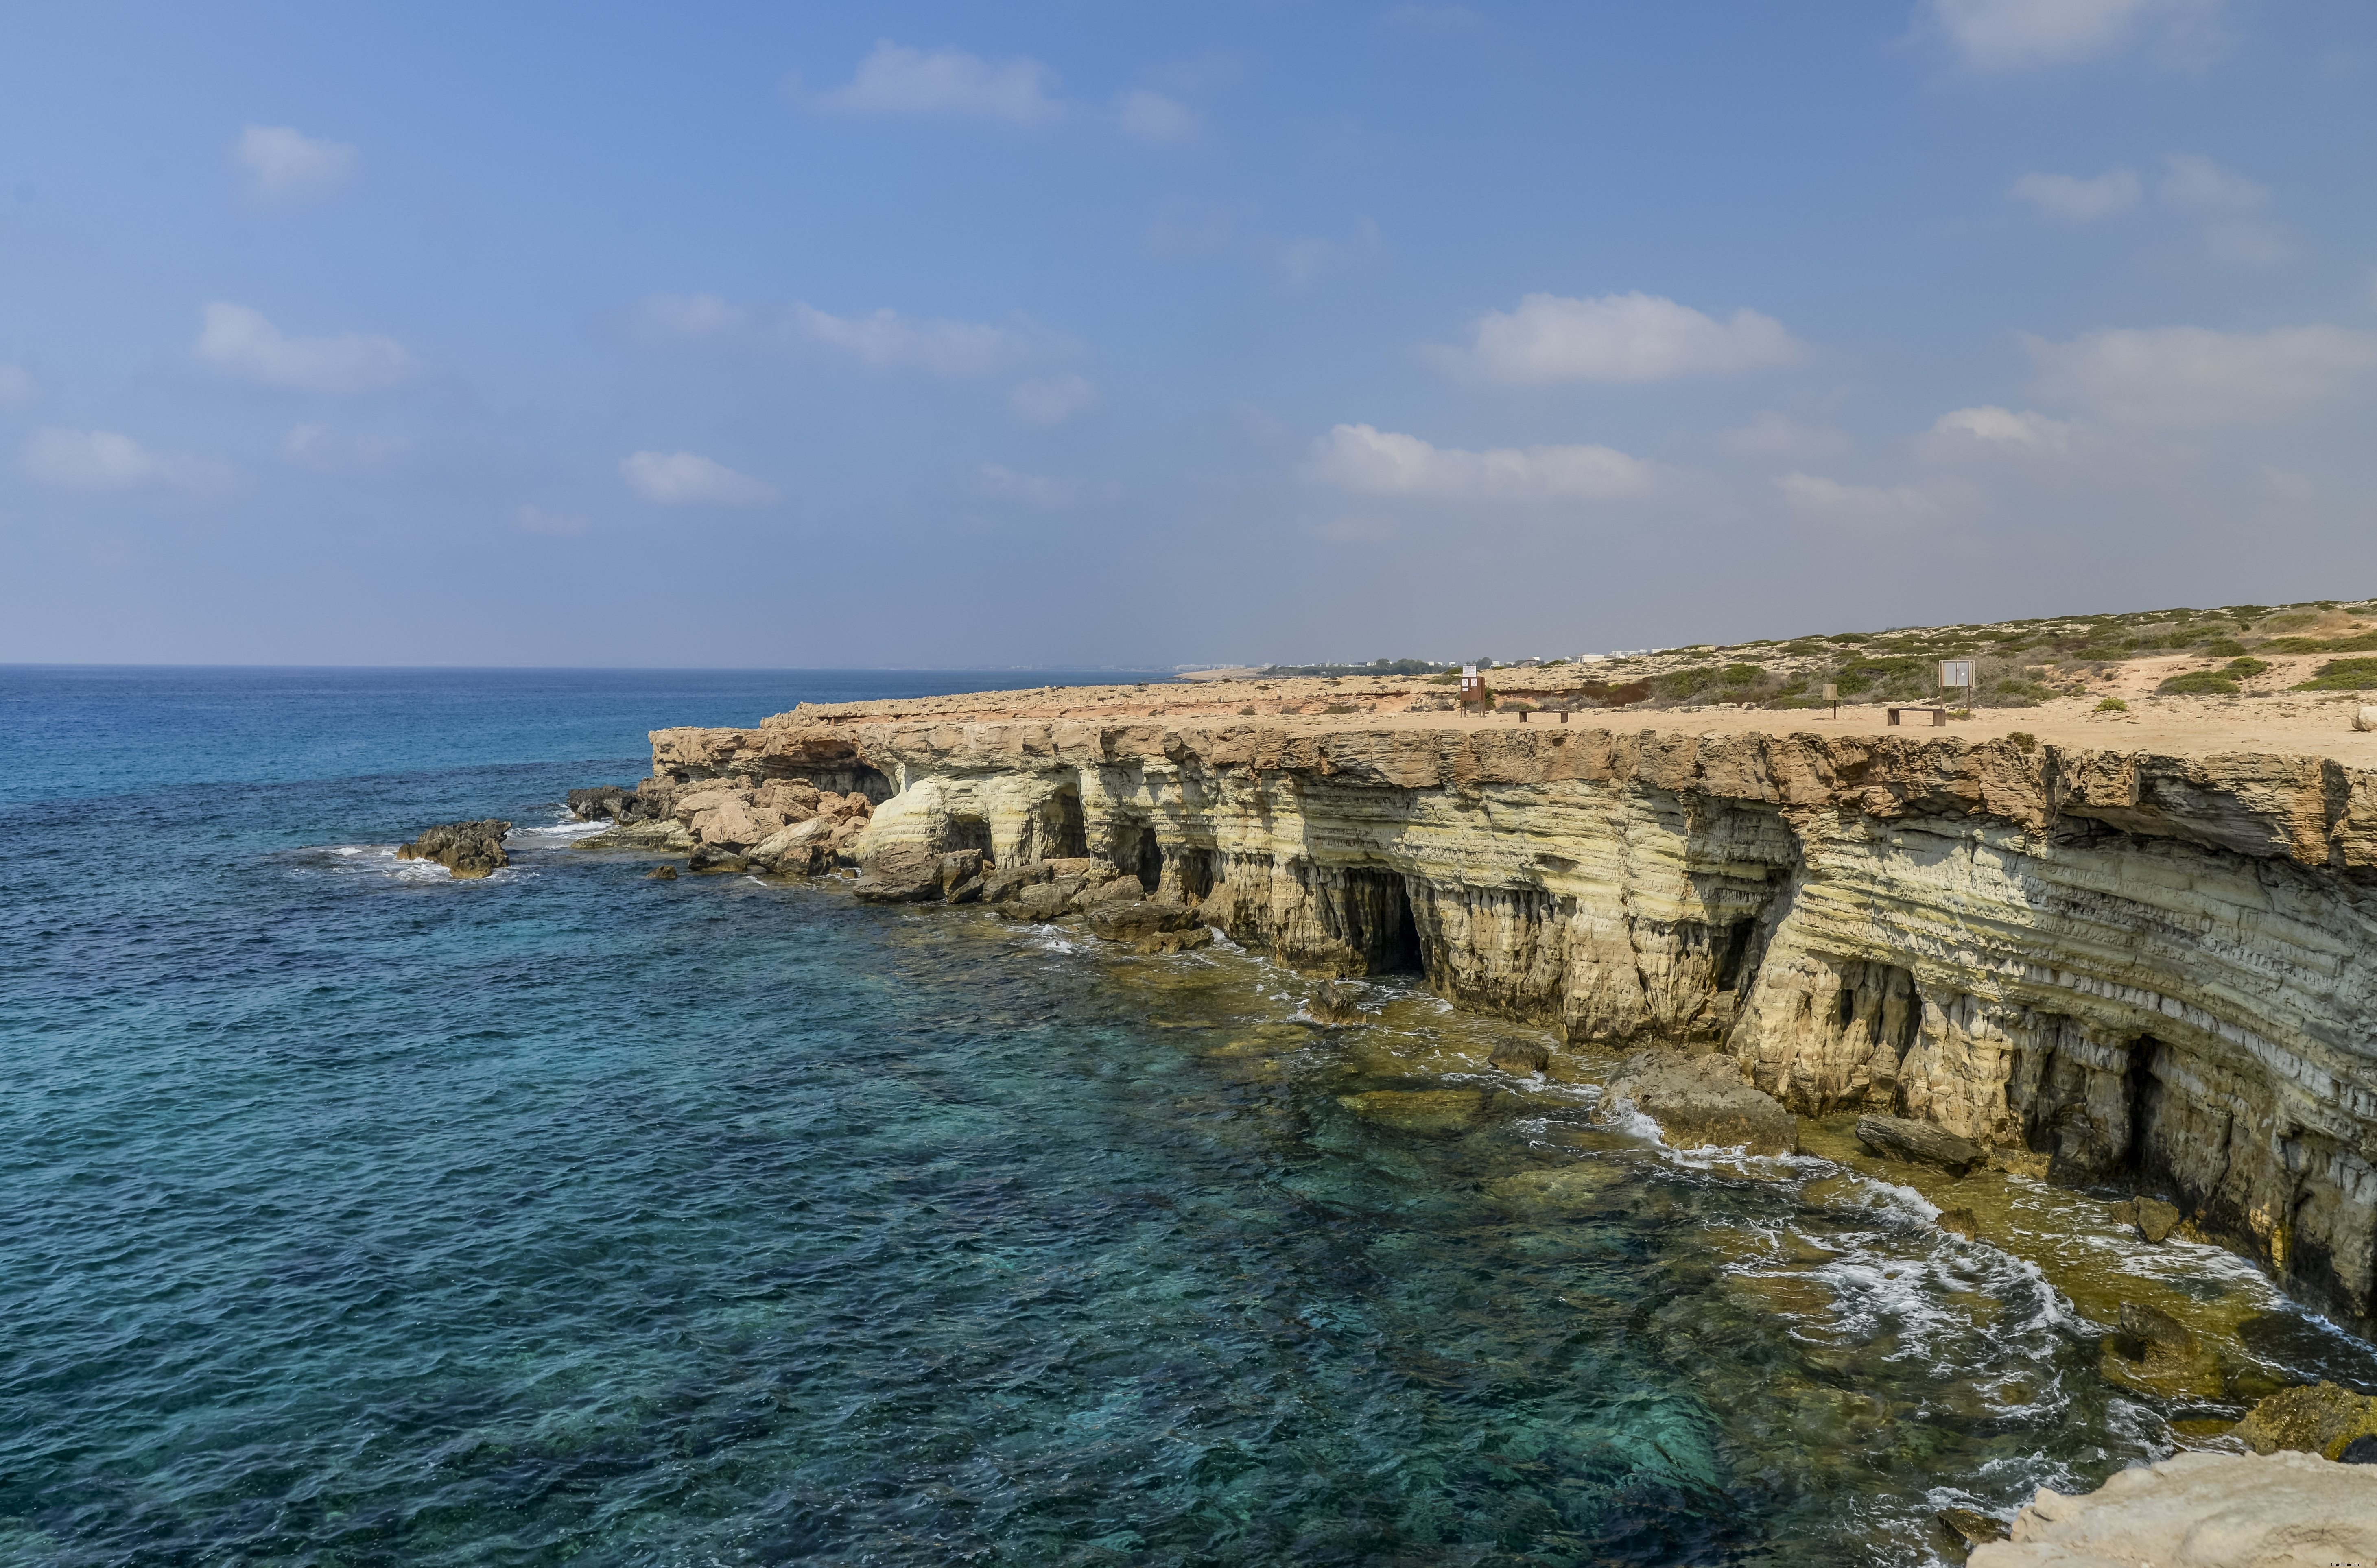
(3, 1, 2373, 667)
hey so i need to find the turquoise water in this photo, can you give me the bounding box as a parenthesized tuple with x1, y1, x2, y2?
(4, 667, 2369, 1566)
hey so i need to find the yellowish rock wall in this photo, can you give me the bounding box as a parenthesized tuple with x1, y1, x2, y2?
(643, 718, 2377, 1335)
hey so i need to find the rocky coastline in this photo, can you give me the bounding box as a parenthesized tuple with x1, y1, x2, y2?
(561, 684, 2377, 1551)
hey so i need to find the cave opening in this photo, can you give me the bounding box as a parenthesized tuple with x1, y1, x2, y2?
(942, 814, 993, 858)
(1044, 787, 1088, 860)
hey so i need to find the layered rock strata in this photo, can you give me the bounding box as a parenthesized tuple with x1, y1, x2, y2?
(1967, 1450, 2377, 1568)
(596, 714, 2377, 1337)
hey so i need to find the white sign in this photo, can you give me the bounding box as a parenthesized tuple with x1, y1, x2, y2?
(1938, 660, 1974, 690)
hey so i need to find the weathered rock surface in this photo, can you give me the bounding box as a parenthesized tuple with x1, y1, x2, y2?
(396, 820, 510, 878)
(2100, 1301, 2225, 1400)
(1856, 1114, 1984, 1176)
(1084, 895, 1201, 942)
(2233, 1381, 2377, 1462)
(1609, 1050, 1799, 1155)
(622, 711, 2377, 1335)
(1338, 1089, 1483, 1138)
(1966, 1450, 2377, 1568)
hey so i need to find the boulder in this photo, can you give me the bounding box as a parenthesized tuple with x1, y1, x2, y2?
(852, 843, 946, 904)
(1002, 882, 1071, 922)
(2233, 1381, 2377, 1462)
(1308, 980, 1372, 1026)
(1491, 1041, 1551, 1075)
(982, 861, 1054, 903)
(396, 820, 511, 879)
(1609, 1050, 1799, 1156)
(691, 796, 787, 849)
(671, 787, 743, 824)
(1086, 896, 1200, 942)
(2134, 1196, 2182, 1243)
(644, 864, 678, 880)
(1075, 874, 1147, 908)
(749, 815, 837, 874)
(1855, 1114, 1982, 1177)
(1936, 1507, 2008, 1549)
(686, 844, 747, 874)
(1966, 1450, 2377, 1568)
(1936, 1207, 1980, 1240)
(567, 786, 630, 821)
(936, 850, 985, 897)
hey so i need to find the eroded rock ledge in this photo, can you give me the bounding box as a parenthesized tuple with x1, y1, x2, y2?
(598, 712, 2377, 1337)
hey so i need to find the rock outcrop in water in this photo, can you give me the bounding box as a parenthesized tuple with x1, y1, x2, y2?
(593, 710, 2377, 1338)
(1967, 1450, 2377, 1567)
(396, 820, 510, 878)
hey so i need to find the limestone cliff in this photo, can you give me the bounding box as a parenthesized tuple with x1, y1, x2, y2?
(624, 713, 2377, 1338)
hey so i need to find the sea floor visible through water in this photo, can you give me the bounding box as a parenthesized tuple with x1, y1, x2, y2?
(3, 666, 2373, 1568)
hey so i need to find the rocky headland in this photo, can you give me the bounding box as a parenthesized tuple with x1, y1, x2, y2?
(558, 665, 2377, 1553)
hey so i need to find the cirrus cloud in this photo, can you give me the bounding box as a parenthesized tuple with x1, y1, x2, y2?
(1305, 423, 1652, 502)
(1429, 291, 1800, 386)
(630, 293, 1070, 380)
(619, 450, 778, 507)
(1775, 472, 1940, 533)
(195, 303, 419, 394)
(2008, 167, 2141, 219)
(1926, 405, 2075, 451)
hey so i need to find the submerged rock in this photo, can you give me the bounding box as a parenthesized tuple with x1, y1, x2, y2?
(1607, 1050, 1798, 1156)
(396, 820, 510, 879)
(1935, 1506, 2009, 1549)
(1854, 1114, 1981, 1177)
(2233, 1380, 2377, 1461)
(1967, 1450, 2377, 1567)
(1337, 1088, 1483, 1138)
(2133, 1195, 2182, 1243)
(2100, 1300, 2224, 1400)
(1936, 1207, 1980, 1240)
(644, 864, 678, 880)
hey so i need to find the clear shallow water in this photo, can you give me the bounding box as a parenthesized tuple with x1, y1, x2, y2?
(3, 668, 2370, 1567)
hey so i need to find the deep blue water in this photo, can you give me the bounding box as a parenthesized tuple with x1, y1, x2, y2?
(4, 666, 2369, 1567)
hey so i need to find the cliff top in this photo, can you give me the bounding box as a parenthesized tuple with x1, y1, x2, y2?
(717, 676, 2377, 770)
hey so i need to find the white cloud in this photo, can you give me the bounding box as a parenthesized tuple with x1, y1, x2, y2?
(619, 451, 777, 507)
(515, 503, 590, 536)
(2200, 220, 2290, 266)
(0, 364, 37, 409)
(1006, 373, 1099, 426)
(1926, 405, 2075, 451)
(2159, 153, 2265, 210)
(195, 303, 419, 394)
(1280, 218, 1381, 286)
(234, 124, 358, 204)
(976, 464, 1085, 509)
(1924, 0, 2225, 70)
(2008, 167, 2140, 219)
(2027, 324, 2377, 425)
(632, 293, 1064, 379)
(813, 41, 1063, 124)
(1776, 472, 1940, 533)
(281, 423, 411, 472)
(23, 428, 210, 490)
(1113, 90, 1199, 144)
(1304, 423, 1653, 502)
(1430, 291, 1800, 385)
(1723, 411, 1850, 459)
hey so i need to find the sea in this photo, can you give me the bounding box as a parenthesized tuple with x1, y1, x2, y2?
(4, 665, 2372, 1568)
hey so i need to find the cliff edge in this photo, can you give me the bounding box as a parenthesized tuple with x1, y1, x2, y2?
(604, 692, 2377, 1339)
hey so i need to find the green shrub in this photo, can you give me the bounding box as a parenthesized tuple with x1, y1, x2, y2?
(2292, 657, 2377, 691)
(2262, 631, 2377, 655)
(1426, 673, 1458, 685)
(2007, 731, 2038, 754)
(1719, 662, 1763, 688)
(2224, 657, 2269, 678)
(1323, 703, 1357, 714)
(1237, 707, 1256, 717)
(2200, 638, 2247, 658)
(1658, 666, 1722, 699)
(2095, 697, 2129, 712)
(2157, 671, 2239, 696)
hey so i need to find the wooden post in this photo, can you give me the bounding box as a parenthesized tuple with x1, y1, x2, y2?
(1823, 683, 1838, 719)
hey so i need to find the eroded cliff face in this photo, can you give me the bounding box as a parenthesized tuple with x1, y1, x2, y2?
(639, 717, 2377, 1337)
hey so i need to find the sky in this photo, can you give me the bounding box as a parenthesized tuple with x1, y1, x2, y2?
(3, 0, 2374, 668)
